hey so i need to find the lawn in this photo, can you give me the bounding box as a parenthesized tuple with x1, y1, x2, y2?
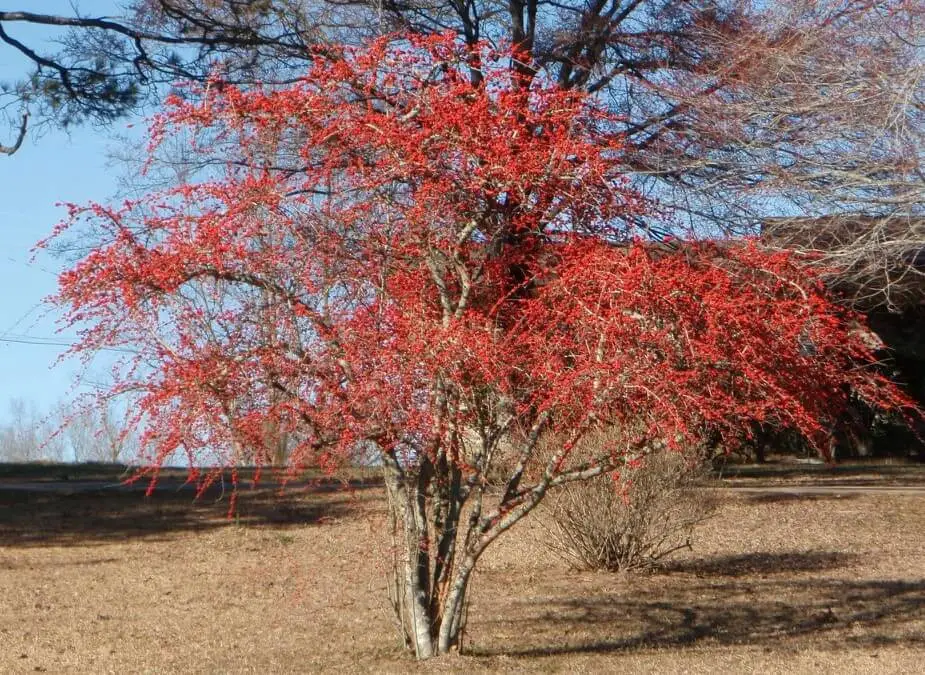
(1, 466, 924, 673)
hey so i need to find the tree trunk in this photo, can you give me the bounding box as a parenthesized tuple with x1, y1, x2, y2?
(437, 559, 473, 653)
(403, 525, 436, 659)
(382, 454, 474, 659)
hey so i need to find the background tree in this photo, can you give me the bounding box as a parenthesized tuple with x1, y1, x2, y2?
(5, 1, 920, 307)
(665, 0, 924, 310)
(42, 36, 915, 658)
(57, 399, 139, 464)
(0, 1, 327, 150)
(0, 398, 65, 462)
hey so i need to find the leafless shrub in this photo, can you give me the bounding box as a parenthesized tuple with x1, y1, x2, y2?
(545, 450, 716, 573)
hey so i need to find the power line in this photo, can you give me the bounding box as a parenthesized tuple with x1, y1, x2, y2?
(0, 335, 72, 347)
(4, 255, 58, 277)
(0, 335, 137, 354)
(0, 300, 49, 341)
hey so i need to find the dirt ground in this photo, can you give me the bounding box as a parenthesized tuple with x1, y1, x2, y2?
(1, 473, 924, 673)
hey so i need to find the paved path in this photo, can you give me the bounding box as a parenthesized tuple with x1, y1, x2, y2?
(0, 480, 141, 493)
(0, 478, 371, 495)
(3, 479, 925, 496)
(718, 484, 925, 496)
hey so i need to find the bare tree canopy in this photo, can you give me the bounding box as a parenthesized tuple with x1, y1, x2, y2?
(0, 398, 64, 462)
(2, 0, 922, 306)
(764, 216, 925, 311)
(57, 399, 139, 464)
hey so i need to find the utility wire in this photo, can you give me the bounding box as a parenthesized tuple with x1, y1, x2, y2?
(0, 335, 137, 354)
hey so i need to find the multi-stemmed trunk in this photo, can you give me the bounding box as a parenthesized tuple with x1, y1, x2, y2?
(383, 454, 478, 658)
(379, 424, 595, 659)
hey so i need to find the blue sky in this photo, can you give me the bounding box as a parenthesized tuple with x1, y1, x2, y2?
(0, 1, 128, 421)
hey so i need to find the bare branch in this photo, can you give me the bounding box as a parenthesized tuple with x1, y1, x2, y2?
(0, 110, 27, 155)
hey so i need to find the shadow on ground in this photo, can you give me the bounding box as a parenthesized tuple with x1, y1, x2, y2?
(714, 461, 925, 487)
(742, 492, 862, 504)
(0, 482, 378, 547)
(662, 551, 860, 577)
(472, 551, 925, 657)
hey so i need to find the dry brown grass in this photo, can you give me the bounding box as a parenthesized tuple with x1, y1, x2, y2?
(1, 474, 925, 673)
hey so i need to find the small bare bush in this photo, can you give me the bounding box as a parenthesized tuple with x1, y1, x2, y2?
(546, 450, 716, 572)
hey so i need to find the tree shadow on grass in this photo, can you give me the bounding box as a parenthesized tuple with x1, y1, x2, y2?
(716, 462, 925, 486)
(743, 492, 861, 504)
(472, 551, 925, 657)
(662, 551, 861, 577)
(0, 482, 378, 548)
